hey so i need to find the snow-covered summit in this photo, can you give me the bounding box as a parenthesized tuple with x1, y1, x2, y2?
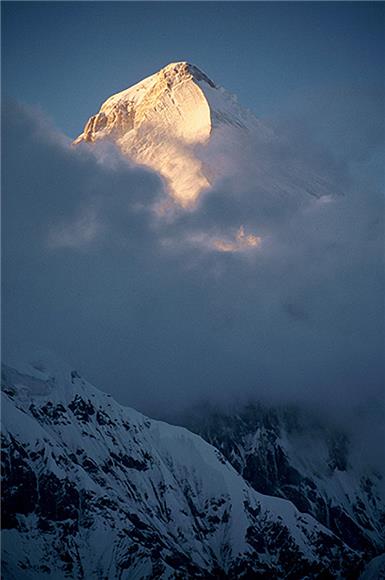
(74, 61, 265, 206)
(155, 61, 217, 89)
(74, 61, 339, 212)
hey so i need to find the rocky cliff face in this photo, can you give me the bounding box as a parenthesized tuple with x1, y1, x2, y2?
(1, 359, 363, 579)
(184, 403, 385, 562)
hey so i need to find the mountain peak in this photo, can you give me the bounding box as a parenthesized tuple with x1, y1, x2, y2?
(74, 62, 260, 206)
(159, 61, 217, 89)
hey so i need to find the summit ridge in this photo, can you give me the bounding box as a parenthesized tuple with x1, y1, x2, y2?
(74, 61, 260, 206)
(156, 61, 217, 88)
(74, 61, 335, 209)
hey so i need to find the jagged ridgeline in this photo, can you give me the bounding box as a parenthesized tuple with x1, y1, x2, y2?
(184, 404, 385, 559)
(1, 359, 377, 579)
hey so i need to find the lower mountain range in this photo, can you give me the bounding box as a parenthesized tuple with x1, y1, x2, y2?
(1, 358, 384, 579)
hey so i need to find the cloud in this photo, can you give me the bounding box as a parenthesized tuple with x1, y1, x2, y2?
(184, 225, 262, 254)
(3, 99, 384, 456)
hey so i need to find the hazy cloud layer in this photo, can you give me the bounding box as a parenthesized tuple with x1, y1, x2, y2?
(3, 101, 384, 442)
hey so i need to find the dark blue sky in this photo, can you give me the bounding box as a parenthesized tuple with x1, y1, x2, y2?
(3, 2, 384, 138)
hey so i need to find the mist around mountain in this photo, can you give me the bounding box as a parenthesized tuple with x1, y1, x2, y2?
(4, 63, 383, 418)
(2, 61, 384, 578)
(74, 62, 340, 212)
(74, 62, 268, 207)
(183, 402, 385, 560)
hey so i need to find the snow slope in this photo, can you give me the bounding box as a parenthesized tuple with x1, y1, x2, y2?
(1, 358, 361, 578)
(74, 61, 308, 208)
(186, 404, 385, 564)
(74, 62, 220, 205)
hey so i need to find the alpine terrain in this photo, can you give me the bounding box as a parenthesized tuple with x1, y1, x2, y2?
(0, 358, 369, 578)
(3, 62, 383, 579)
(74, 61, 334, 208)
(185, 405, 385, 571)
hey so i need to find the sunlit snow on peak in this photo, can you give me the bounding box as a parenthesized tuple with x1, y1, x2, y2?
(74, 62, 262, 207)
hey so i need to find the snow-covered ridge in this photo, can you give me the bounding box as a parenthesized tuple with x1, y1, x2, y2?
(74, 61, 338, 214)
(186, 404, 385, 561)
(2, 358, 361, 578)
(74, 61, 265, 207)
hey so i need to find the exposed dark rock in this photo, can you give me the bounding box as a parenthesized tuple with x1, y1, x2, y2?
(68, 395, 95, 423)
(1, 436, 38, 528)
(38, 473, 80, 521)
(186, 404, 385, 560)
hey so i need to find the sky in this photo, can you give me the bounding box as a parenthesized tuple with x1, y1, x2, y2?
(2, 2, 384, 441)
(3, 2, 384, 139)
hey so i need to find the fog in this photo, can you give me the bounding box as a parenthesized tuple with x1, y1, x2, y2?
(3, 100, 384, 446)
